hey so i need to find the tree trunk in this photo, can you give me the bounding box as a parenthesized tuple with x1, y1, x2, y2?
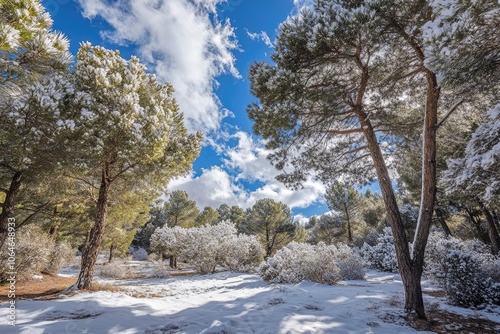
(354, 58, 426, 318)
(108, 243, 114, 263)
(169, 256, 177, 268)
(0, 171, 23, 249)
(478, 201, 500, 255)
(358, 110, 421, 317)
(76, 163, 111, 289)
(435, 205, 452, 237)
(409, 69, 440, 320)
(344, 203, 353, 244)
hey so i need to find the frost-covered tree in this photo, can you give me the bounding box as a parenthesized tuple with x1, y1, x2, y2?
(150, 225, 188, 269)
(243, 198, 298, 258)
(71, 43, 202, 289)
(424, 0, 500, 93)
(442, 103, 500, 254)
(0, 0, 71, 88)
(0, 0, 72, 248)
(248, 0, 457, 318)
(150, 222, 264, 274)
(325, 182, 363, 244)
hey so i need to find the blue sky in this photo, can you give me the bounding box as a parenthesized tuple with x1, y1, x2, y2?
(43, 0, 329, 221)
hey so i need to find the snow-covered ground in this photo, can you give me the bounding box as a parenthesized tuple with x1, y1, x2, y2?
(1, 267, 499, 333)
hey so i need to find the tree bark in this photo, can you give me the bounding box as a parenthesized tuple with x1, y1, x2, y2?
(0, 171, 23, 249)
(409, 68, 440, 319)
(358, 108, 422, 317)
(108, 243, 114, 263)
(478, 201, 500, 255)
(76, 163, 111, 289)
(353, 51, 428, 317)
(344, 203, 353, 244)
(435, 204, 452, 237)
(169, 256, 177, 268)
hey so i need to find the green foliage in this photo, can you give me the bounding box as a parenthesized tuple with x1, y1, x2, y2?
(196, 206, 220, 226)
(325, 181, 363, 243)
(0, 0, 73, 233)
(164, 190, 199, 228)
(243, 198, 298, 257)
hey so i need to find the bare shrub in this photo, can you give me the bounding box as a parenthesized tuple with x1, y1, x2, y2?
(95, 260, 132, 279)
(0, 226, 55, 282)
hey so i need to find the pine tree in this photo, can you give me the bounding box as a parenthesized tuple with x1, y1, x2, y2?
(243, 198, 297, 258)
(325, 181, 363, 244)
(164, 190, 199, 228)
(70, 43, 202, 289)
(196, 206, 220, 226)
(0, 0, 72, 248)
(247, 0, 456, 318)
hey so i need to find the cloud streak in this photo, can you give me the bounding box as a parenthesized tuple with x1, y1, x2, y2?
(245, 29, 274, 48)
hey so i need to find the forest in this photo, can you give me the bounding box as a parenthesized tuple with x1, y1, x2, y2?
(0, 0, 499, 331)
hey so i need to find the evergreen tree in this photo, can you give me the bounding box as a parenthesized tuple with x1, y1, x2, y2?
(325, 181, 363, 244)
(442, 103, 500, 254)
(247, 0, 459, 318)
(243, 198, 297, 257)
(0, 0, 72, 248)
(196, 206, 220, 226)
(164, 190, 199, 228)
(70, 44, 202, 289)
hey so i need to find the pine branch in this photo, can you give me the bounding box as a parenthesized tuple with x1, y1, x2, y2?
(436, 99, 465, 129)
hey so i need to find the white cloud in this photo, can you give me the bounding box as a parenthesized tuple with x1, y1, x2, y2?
(78, 0, 239, 133)
(170, 131, 326, 211)
(292, 0, 314, 10)
(169, 166, 247, 209)
(245, 29, 273, 48)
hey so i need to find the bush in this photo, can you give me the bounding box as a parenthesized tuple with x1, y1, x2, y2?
(425, 231, 500, 308)
(259, 242, 364, 285)
(335, 243, 365, 280)
(259, 242, 338, 284)
(129, 247, 149, 261)
(42, 242, 75, 275)
(149, 260, 170, 278)
(150, 221, 265, 274)
(96, 260, 132, 279)
(0, 226, 55, 282)
(360, 227, 398, 273)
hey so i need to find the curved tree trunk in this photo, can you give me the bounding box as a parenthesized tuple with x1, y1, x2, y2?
(76, 163, 111, 289)
(354, 50, 440, 318)
(0, 171, 23, 249)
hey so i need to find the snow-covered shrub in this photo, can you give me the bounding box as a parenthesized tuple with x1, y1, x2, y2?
(42, 242, 75, 275)
(149, 260, 170, 278)
(224, 233, 264, 273)
(361, 227, 398, 273)
(150, 226, 188, 261)
(363, 228, 379, 246)
(425, 231, 500, 308)
(259, 242, 338, 284)
(0, 226, 55, 282)
(150, 221, 264, 274)
(129, 246, 148, 261)
(335, 243, 365, 280)
(96, 260, 132, 279)
(147, 252, 160, 262)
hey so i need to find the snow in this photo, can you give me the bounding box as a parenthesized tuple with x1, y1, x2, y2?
(2, 268, 499, 333)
